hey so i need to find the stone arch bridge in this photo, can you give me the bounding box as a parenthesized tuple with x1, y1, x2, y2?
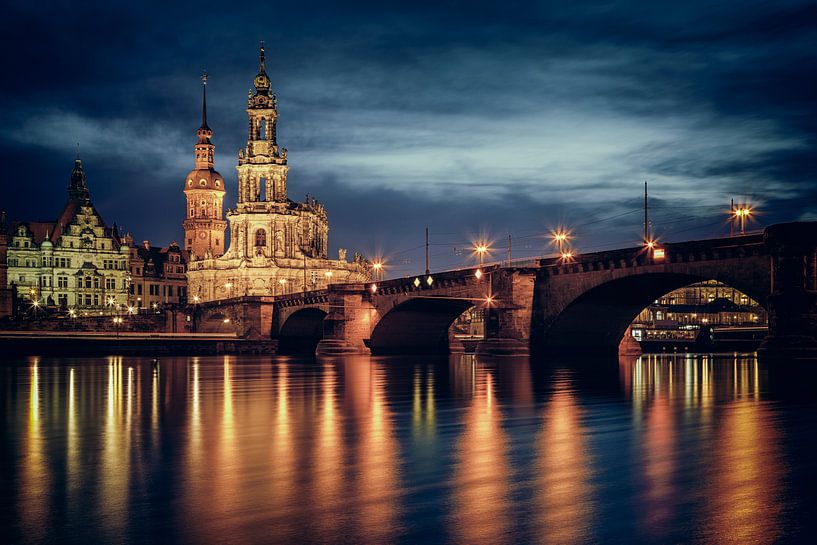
(192, 222, 817, 359)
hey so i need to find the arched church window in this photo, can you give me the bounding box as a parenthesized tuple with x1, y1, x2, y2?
(255, 229, 267, 247)
(258, 118, 267, 140)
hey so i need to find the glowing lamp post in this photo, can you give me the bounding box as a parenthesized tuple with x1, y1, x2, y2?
(474, 243, 489, 280)
(733, 207, 752, 235)
(551, 231, 570, 254)
(372, 261, 383, 281)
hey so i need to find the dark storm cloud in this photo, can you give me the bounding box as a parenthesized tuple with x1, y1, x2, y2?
(1, 0, 814, 272)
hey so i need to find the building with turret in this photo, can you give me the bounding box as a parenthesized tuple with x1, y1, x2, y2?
(6, 159, 131, 311)
(183, 73, 227, 259)
(186, 45, 369, 302)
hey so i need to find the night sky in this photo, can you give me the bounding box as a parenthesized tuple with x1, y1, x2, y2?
(1, 1, 814, 276)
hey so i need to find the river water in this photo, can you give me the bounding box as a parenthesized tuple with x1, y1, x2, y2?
(2, 353, 815, 545)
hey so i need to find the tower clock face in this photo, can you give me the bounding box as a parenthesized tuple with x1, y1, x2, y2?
(198, 232, 207, 239)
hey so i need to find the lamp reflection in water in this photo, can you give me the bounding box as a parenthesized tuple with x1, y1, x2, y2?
(67, 367, 79, 500)
(536, 371, 594, 545)
(267, 361, 298, 543)
(624, 355, 784, 543)
(412, 365, 438, 441)
(100, 357, 131, 541)
(353, 359, 399, 545)
(310, 362, 343, 543)
(701, 357, 782, 544)
(453, 368, 510, 545)
(214, 356, 239, 521)
(20, 358, 48, 544)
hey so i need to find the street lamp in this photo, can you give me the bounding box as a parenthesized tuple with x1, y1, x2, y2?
(551, 230, 571, 254)
(560, 250, 574, 263)
(324, 270, 333, 285)
(278, 277, 288, 295)
(733, 206, 752, 235)
(372, 261, 384, 281)
(474, 243, 489, 266)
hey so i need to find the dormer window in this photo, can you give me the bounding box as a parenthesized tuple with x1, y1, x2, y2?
(188, 180, 193, 187)
(215, 179, 221, 188)
(200, 179, 207, 187)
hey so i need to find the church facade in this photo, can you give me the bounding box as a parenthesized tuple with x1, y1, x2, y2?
(186, 46, 369, 302)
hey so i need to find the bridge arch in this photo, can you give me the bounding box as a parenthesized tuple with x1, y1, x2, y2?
(278, 307, 327, 354)
(540, 272, 768, 355)
(369, 297, 474, 355)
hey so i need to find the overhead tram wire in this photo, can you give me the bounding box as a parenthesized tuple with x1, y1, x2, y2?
(374, 201, 743, 273)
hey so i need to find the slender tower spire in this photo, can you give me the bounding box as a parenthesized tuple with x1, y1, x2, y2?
(194, 72, 214, 168)
(183, 71, 226, 259)
(201, 72, 209, 130)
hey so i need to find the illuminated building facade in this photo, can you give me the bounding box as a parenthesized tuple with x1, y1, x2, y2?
(187, 45, 369, 302)
(124, 237, 188, 309)
(632, 280, 767, 331)
(5, 159, 131, 310)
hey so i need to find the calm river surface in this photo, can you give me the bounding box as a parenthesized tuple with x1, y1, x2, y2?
(2, 353, 816, 545)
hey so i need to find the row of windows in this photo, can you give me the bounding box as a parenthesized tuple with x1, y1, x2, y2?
(17, 275, 126, 291)
(6, 257, 114, 269)
(103, 259, 127, 270)
(130, 265, 185, 276)
(12, 239, 112, 250)
(129, 283, 186, 297)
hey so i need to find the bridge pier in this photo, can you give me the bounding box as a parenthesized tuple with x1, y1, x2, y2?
(315, 287, 374, 356)
(758, 222, 817, 362)
(476, 270, 534, 356)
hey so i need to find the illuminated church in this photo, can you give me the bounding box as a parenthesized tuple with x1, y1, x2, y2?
(185, 45, 369, 301)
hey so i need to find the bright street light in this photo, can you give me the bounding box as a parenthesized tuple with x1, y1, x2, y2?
(372, 261, 384, 281)
(733, 206, 752, 234)
(551, 230, 571, 253)
(473, 242, 490, 268)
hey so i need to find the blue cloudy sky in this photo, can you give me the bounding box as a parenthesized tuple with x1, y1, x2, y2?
(1, 1, 814, 275)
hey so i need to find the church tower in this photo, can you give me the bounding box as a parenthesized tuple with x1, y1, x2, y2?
(236, 42, 289, 206)
(183, 73, 227, 258)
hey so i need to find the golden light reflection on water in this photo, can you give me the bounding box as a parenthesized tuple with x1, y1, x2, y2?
(99, 357, 132, 540)
(536, 374, 594, 545)
(6, 354, 800, 545)
(19, 358, 47, 542)
(623, 354, 784, 544)
(453, 369, 511, 545)
(310, 362, 343, 543)
(702, 359, 782, 545)
(352, 360, 399, 545)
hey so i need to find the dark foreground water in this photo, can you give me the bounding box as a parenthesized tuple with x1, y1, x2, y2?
(2, 353, 816, 545)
